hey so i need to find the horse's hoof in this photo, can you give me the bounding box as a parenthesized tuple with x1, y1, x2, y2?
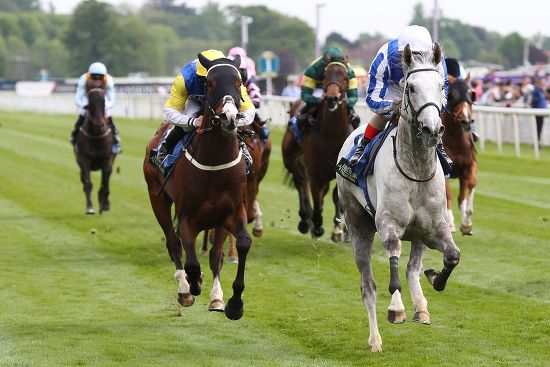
(460, 224, 473, 235)
(86, 208, 95, 215)
(298, 221, 310, 234)
(311, 226, 324, 239)
(449, 223, 456, 233)
(228, 256, 238, 264)
(433, 276, 448, 292)
(99, 205, 110, 214)
(387, 309, 406, 324)
(224, 297, 244, 320)
(178, 292, 195, 307)
(331, 232, 343, 243)
(200, 249, 208, 257)
(424, 269, 439, 286)
(413, 311, 431, 324)
(208, 299, 225, 312)
(252, 228, 263, 237)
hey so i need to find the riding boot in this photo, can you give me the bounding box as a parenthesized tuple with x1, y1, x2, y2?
(108, 117, 122, 154)
(349, 136, 370, 166)
(471, 122, 479, 142)
(348, 106, 361, 129)
(70, 114, 86, 145)
(240, 140, 253, 175)
(152, 126, 184, 172)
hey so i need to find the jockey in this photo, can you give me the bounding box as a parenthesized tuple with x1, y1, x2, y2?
(152, 49, 256, 172)
(71, 62, 121, 154)
(227, 46, 269, 142)
(349, 25, 452, 167)
(297, 46, 360, 127)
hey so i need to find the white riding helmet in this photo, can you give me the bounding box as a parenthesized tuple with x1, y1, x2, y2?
(397, 25, 433, 52)
(88, 62, 107, 75)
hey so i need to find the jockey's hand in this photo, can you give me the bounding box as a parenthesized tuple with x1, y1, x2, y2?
(194, 115, 205, 134)
(390, 98, 402, 111)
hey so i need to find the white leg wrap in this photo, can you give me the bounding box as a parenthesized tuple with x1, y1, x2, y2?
(174, 269, 190, 294)
(210, 275, 223, 301)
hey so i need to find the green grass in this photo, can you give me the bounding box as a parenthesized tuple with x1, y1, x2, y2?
(0, 111, 549, 366)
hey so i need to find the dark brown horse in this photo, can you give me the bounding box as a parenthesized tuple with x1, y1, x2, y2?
(201, 116, 272, 263)
(74, 88, 116, 215)
(442, 74, 478, 235)
(282, 61, 353, 240)
(144, 54, 251, 320)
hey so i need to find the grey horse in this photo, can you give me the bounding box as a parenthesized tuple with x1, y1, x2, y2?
(336, 44, 461, 352)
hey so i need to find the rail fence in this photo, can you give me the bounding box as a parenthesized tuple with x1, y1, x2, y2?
(1, 92, 548, 158)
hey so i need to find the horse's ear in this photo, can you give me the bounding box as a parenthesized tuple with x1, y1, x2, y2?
(403, 44, 412, 67)
(433, 43, 441, 65)
(323, 52, 331, 63)
(344, 54, 349, 64)
(231, 55, 241, 70)
(448, 74, 456, 85)
(198, 53, 213, 73)
(465, 72, 471, 84)
(470, 90, 477, 103)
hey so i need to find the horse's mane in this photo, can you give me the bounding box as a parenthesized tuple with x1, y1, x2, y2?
(397, 50, 448, 107)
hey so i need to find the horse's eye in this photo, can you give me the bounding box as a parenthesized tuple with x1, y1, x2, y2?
(409, 85, 415, 93)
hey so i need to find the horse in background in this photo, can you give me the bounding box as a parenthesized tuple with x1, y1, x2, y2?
(73, 88, 116, 215)
(282, 61, 353, 241)
(337, 44, 461, 352)
(442, 74, 477, 235)
(143, 54, 251, 320)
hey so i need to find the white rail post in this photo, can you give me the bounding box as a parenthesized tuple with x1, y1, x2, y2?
(495, 113, 502, 155)
(512, 114, 520, 157)
(478, 112, 485, 152)
(531, 115, 540, 159)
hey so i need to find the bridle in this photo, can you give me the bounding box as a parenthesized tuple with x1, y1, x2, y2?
(402, 68, 443, 135)
(323, 62, 348, 112)
(394, 67, 444, 183)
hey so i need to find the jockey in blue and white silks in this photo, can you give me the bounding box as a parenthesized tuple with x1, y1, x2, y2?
(350, 25, 450, 167)
(70, 61, 121, 154)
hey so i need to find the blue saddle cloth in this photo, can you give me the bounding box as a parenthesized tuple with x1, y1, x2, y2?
(337, 126, 396, 217)
(152, 130, 193, 177)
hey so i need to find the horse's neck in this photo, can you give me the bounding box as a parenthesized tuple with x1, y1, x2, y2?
(192, 120, 239, 165)
(396, 115, 436, 173)
(318, 103, 348, 134)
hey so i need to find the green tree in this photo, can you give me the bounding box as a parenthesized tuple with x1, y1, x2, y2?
(30, 37, 70, 78)
(63, 0, 119, 76)
(497, 33, 524, 68)
(0, 0, 40, 12)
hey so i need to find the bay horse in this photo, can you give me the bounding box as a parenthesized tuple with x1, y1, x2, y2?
(73, 88, 116, 215)
(281, 61, 353, 240)
(143, 54, 251, 320)
(336, 44, 461, 352)
(442, 74, 477, 235)
(201, 116, 272, 263)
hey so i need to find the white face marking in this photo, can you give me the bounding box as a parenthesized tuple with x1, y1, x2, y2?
(462, 105, 470, 122)
(221, 96, 238, 122)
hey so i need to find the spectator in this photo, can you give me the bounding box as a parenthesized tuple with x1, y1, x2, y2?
(531, 78, 547, 144)
(281, 77, 301, 98)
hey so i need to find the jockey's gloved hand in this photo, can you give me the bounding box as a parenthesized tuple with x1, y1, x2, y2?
(390, 98, 402, 111)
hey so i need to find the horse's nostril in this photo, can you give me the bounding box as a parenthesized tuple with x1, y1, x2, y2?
(421, 126, 432, 135)
(439, 126, 445, 135)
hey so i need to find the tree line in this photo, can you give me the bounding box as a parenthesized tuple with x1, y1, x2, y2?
(0, 0, 547, 80)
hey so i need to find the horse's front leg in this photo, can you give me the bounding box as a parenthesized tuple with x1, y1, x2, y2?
(331, 185, 345, 242)
(179, 218, 202, 296)
(252, 200, 264, 237)
(424, 222, 461, 292)
(224, 204, 252, 320)
(98, 160, 113, 214)
(79, 161, 94, 214)
(295, 177, 312, 234)
(407, 240, 430, 324)
(208, 227, 228, 312)
(445, 180, 456, 232)
(458, 164, 477, 235)
(377, 217, 406, 323)
(310, 180, 329, 238)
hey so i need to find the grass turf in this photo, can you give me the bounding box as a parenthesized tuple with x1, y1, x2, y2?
(0, 111, 549, 366)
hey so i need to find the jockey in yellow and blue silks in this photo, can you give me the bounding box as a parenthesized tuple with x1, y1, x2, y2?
(152, 49, 256, 170)
(349, 25, 452, 169)
(71, 61, 121, 154)
(296, 47, 360, 127)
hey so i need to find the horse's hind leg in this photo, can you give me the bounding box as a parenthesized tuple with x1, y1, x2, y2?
(377, 217, 406, 324)
(445, 180, 456, 232)
(407, 240, 430, 324)
(252, 200, 263, 237)
(331, 186, 345, 242)
(79, 163, 94, 214)
(424, 222, 461, 292)
(224, 205, 252, 320)
(343, 199, 382, 352)
(208, 227, 228, 312)
(98, 161, 113, 214)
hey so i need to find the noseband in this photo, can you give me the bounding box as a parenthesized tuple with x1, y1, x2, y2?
(403, 68, 442, 133)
